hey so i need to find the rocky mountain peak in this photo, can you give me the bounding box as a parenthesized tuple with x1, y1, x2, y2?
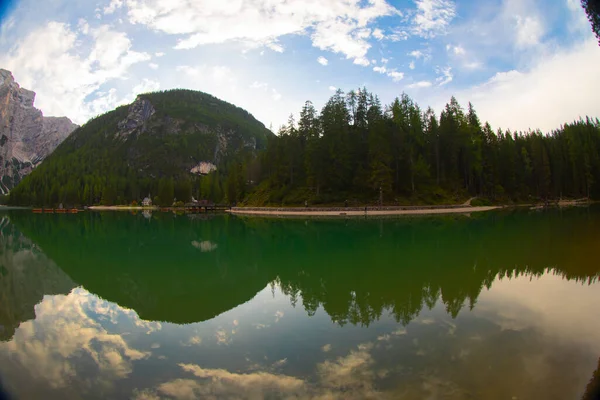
(117, 96, 155, 138)
(0, 69, 14, 87)
(0, 69, 78, 194)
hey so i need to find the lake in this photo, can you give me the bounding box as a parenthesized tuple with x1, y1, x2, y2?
(0, 207, 599, 400)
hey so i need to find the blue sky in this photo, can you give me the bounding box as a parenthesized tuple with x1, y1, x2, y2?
(0, 0, 598, 133)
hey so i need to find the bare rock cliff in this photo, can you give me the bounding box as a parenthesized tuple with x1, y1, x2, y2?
(0, 69, 78, 194)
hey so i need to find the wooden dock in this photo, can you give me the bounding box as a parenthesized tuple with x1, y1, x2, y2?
(183, 203, 230, 213)
(32, 208, 79, 214)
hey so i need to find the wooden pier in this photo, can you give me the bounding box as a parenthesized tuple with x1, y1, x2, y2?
(183, 202, 230, 214)
(32, 208, 79, 214)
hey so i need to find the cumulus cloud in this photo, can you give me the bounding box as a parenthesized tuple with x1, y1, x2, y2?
(143, 342, 386, 399)
(103, 0, 124, 15)
(0, 21, 150, 123)
(158, 364, 306, 399)
(0, 288, 150, 392)
(514, 15, 544, 48)
(353, 56, 371, 66)
(452, 37, 600, 133)
(122, 0, 399, 65)
(412, 0, 456, 38)
(317, 56, 329, 66)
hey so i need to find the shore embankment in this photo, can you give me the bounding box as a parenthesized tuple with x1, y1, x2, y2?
(228, 205, 499, 217)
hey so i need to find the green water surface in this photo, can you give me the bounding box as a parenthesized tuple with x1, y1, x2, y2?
(0, 207, 599, 399)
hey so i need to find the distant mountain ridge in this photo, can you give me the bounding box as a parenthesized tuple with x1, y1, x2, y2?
(9, 88, 274, 206)
(0, 69, 78, 194)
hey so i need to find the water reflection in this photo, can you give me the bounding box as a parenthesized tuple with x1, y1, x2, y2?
(0, 209, 598, 399)
(0, 217, 75, 341)
(8, 209, 600, 327)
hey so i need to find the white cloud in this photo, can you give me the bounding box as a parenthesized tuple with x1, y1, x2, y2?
(148, 62, 158, 70)
(388, 71, 404, 82)
(131, 78, 160, 95)
(464, 61, 482, 69)
(249, 81, 281, 101)
(453, 38, 600, 133)
(274, 310, 284, 322)
(407, 81, 432, 89)
(215, 329, 230, 345)
(373, 65, 403, 82)
(353, 56, 370, 66)
(176, 65, 235, 88)
(272, 88, 282, 101)
(515, 15, 544, 48)
(317, 56, 329, 66)
(266, 41, 284, 53)
(435, 66, 453, 86)
(123, 0, 399, 66)
(329, 85, 337, 91)
(154, 52, 165, 57)
(77, 19, 89, 35)
(412, 0, 456, 38)
(447, 44, 465, 55)
(104, 0, 124, 15)
(0, 21, 150, 123)
(250, 81, 269, 90)
(145, 342, 385, 399)
(408, 49, 430, 61)
(409, 61, 415, 70)
(373, 28, 385, 40)
(381, 57, 389, 64)
(0, 288, 150, 391)
(387, 28, 409, 41)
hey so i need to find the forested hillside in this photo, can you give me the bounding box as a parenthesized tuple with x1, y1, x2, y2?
(7, 88, 600, 207)
(8, 89, 272, 206)
(243, 89, 600, 206)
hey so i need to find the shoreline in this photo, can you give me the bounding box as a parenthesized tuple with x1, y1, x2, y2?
(228, 206, 500, 217)
(87, 206, 158, 211)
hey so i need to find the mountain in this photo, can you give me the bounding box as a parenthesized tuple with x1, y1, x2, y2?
(9, 89, 273, 206)
(0, 69, 78, 194)
(0, 216, 75, 341)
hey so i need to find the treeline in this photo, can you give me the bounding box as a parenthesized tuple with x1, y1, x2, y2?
(7, 88, 600, 207)
(242, 89, 600, 205)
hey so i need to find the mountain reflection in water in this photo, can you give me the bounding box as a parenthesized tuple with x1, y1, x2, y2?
(0, 208, 598, 399)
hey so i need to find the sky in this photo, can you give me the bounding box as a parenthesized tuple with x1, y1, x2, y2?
(0, 0, 598, 133)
